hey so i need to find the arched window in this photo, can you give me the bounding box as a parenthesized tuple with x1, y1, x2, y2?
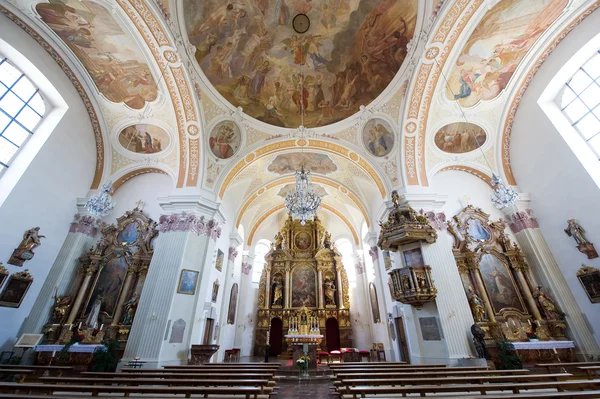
(335, 238, 356, 283)
(252, 240, 271, 283)
(0, 56, 45, 175)
(557, 50, 600, 157)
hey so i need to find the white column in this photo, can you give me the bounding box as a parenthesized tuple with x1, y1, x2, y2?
(19, 212, 101, 335)
(352, 252, 374, 349)
(234, 251, 254, 355)
(503, 197, 600, 358)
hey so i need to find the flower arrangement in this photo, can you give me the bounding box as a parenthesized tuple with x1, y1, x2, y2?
(526, 331, 538, 340)
(71, 333, 85, 343)
(296, 355, 310, 376)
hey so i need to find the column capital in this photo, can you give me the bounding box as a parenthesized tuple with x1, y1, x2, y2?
(363, 232, 378, 247)
(158, 195, 228, 224)
(368, 245, 379, 262)
(500, 194, 540, 234)
(158, 212, 222, 241)
(376, 193, 448, 223)
(69, 213, 103, 237)
(229, 232, 243, 248)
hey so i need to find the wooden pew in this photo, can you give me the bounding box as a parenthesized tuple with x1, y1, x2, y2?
(0, 369, 35, 383)
(331, 365, 489, 376)
(39, 376, 274, 393)
(164, 364, 280, 370)
(339, 379, 600, 398)
(121, 367, 277, 375)
(0, 382, 268, 398)
(330, 362, 410, 367)
(579, 366, 600, 380)
(84, 371, 280, 386)
(537, 362, 600, 373)
(361, 392, 600, 399)
(0, 364, 72, 377)
(337, 373, 571, 390)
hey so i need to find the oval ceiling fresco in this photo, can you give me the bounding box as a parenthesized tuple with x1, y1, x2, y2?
(362, 117, 394, 157)
(267, 152, 337, 175)
(209, 121, 242, 159)
(433, 122, 486, 154)
(183, 0, 418, 128)
(118, 124, 170, 154)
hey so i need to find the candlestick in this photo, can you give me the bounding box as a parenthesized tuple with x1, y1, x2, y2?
(552, 348, 557, 354)
(78, 322, 82, 329)
(99, 324, 103, 331)
(528, 319, 531, 326)
(505, 322, 508, 328)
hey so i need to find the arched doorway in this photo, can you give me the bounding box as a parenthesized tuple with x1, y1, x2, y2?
(326, 317, 341, 352)
(269, 317, 283, 356)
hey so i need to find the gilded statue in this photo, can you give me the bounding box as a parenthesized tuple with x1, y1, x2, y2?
(391, 190, 401, 208)
(274, 232, 283, 249)
(415, 272, 427, 289)
(533, 286, 564, 320)
(22, 227, 46, 251)
(468, 287, 486, 322)
(122, 292, 139, 325)
(323, 232, 331, 248)
(324, 278, 336, 306)
(401, 274, 411, 290)
(52, 295, 72, 324)
(272, 281, 283, 306)
(564, 219, 590, 245)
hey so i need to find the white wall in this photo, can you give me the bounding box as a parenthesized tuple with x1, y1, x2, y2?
(0, 13, 96, 351)
(510, 8, 600, 347)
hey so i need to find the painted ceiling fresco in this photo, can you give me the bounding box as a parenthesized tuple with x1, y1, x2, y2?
(36, 0, 158, 109)
(445, 0, 567, 107)
(267, 152, 338, 175)
(183, 0, 418, 128)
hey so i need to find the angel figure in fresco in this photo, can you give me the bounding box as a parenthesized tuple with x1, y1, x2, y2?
(282, 35, 307, 65)
(291, 73, 309, 114)
(190, 3, 245, 37)
(21, 227, 45, 251)
(320, 3, 337, 30)
(533, 286, 564, 320)
(195, 33, 217, 63)
(274, 0, 290, 25)
(564, 219, 590, 245)
(468, 287, 486, 322)
(324, 279, 337, 306)
(210, 123, 237, 159)
(305, 35, 328, 72)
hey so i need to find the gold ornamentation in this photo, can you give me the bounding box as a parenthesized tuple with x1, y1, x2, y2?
(388, 265, 437, 308)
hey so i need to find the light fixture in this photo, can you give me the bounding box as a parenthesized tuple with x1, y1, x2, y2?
(284, 44, 322, 224)
(85, 182, 116, 217)
(437, 61, 518, 209)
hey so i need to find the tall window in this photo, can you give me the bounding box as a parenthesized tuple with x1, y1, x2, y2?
(558, 50, 600, 157)
(0, 56, 45, 175)
(252, 240, 271, 283)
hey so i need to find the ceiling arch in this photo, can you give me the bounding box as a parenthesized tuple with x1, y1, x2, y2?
(246, 203, 359, 246)
(218, 138, 388, 199)
(235, 175, 370, 228)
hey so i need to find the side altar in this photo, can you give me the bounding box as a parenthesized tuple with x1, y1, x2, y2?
(255, 216, 352, 357)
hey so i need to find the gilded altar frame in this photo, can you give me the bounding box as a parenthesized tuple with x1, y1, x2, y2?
(254, 215, 351, 355)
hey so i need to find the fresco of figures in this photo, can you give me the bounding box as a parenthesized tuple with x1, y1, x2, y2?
(267, 152, 337, 175)
(445, 0, 568, 107)
(36, 0, 158, 109)
(209, 121, 242, 159)
(118, 125, 169, 155)
(277, 183, 328, 198)
(362, 118, 394, 157)
(479, 254, 525, 314)
(183, 0, 418, 128)
(434, 122, 486, 154)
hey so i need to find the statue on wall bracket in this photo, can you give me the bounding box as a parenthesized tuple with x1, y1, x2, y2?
(8, 227, 45, 266)
(564, 219, 598, 259)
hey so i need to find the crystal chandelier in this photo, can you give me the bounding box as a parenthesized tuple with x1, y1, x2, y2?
(285, 166, 321, 225)
(85, 182, 116, 217)
(490, 174, 519, 210)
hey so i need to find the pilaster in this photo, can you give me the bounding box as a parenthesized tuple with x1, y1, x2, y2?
(234, 250, 255, 354)
(19, 211, 101, 336)
(502, 196, 600, 358)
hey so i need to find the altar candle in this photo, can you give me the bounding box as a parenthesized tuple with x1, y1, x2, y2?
(505, 322, 509, 328)
(553, 348, 557, 354)
(528, 319, 531, 326)
(78, 322, 82, 329)
(100, 324, 103, 331)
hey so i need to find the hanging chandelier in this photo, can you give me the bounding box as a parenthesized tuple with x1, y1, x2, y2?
(285, 165, 321, 225)
(85, 182, 116, 217)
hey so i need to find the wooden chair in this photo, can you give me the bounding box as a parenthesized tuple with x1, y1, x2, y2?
(358, 350, 370, 362)
(223, 349, 234, 362)
(231, 348, 241, 362)
(329, 350, 342, 363)
(318, 351, 329, 364)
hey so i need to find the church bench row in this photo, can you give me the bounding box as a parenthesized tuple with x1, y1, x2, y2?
(121, 367, 277, 374)
(330, 365, 489, 376)
(359, 391, 600, 399)
(84, 371, 278, 381)
(0, 364, 72, 377)
(536, 362, 600, 372)
(38, 376, 274, 393)
(579, 366, 600, 380)
(164, 364, 280, 369)
(0, 369, 35, 383)
(338, 379, 600, 398)
(0, 382, 267, 398)
(329, 362, 430, 369)
(332, 369, 530, 381)
(334, 373, 572, 389)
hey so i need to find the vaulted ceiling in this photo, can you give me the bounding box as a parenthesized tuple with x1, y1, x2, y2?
(2, 0, 597, 245)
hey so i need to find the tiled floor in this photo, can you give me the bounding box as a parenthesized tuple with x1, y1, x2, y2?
(277, 376, 334, 398)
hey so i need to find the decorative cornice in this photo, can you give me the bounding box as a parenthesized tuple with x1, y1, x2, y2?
(69, 214, 103, 237)
(506, 209, 539, 234)
(228, 246, 238, 261)
(158, 212, 221, 241)
(241, 262, 252, 275)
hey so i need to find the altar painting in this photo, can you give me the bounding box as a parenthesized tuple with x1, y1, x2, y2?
(36, 0, 158, 109)
(291, 265, 316, 308)
(85, 257, 128, 318)
(479, 254, 525, 314)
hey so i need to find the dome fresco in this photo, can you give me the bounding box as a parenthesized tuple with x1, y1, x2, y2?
(183, 0, 418, 128)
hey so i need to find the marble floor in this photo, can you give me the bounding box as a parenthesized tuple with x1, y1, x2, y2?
(276, 376, 334, 398)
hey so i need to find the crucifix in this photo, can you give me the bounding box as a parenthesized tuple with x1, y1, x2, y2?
(135, 200, 145, 211)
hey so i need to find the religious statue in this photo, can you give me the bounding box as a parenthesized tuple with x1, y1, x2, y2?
(471, 323, 490, 359)
(86, 296, 103, 328)
(52, 295, 72, 324)
(274, 232, 283, 249)
(122, 292, 139, 325)
(533, 286, 564, 320)
(564, 219, 590, 245)
(323, 232, 331, 248)
(415, 272, 427, 289)
(8, 227, 46, 266)
(391, 190, 401, 208)
(401, 274, 411, 290)
(468, 287, 486, 322)
(324, 278, 336, 306)
(272, 281, 283, 306)
(564, 219, 598, 259)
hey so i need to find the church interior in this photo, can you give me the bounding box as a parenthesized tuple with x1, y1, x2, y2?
(1, 0, 600, 397)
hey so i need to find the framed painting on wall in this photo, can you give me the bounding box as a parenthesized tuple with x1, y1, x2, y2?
(177, 269, 199, 295)
(403, 248, 424, 267)
(0, 269, 33, 308)
(0, 263, 8, 289)
(383, 251, 393, 271)
(577, 265, 600, 303)
(419, 317, 442, 341)
(215, 249, 224, 272)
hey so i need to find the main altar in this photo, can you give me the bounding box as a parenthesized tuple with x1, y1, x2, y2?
(254, 215, 352, 359)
